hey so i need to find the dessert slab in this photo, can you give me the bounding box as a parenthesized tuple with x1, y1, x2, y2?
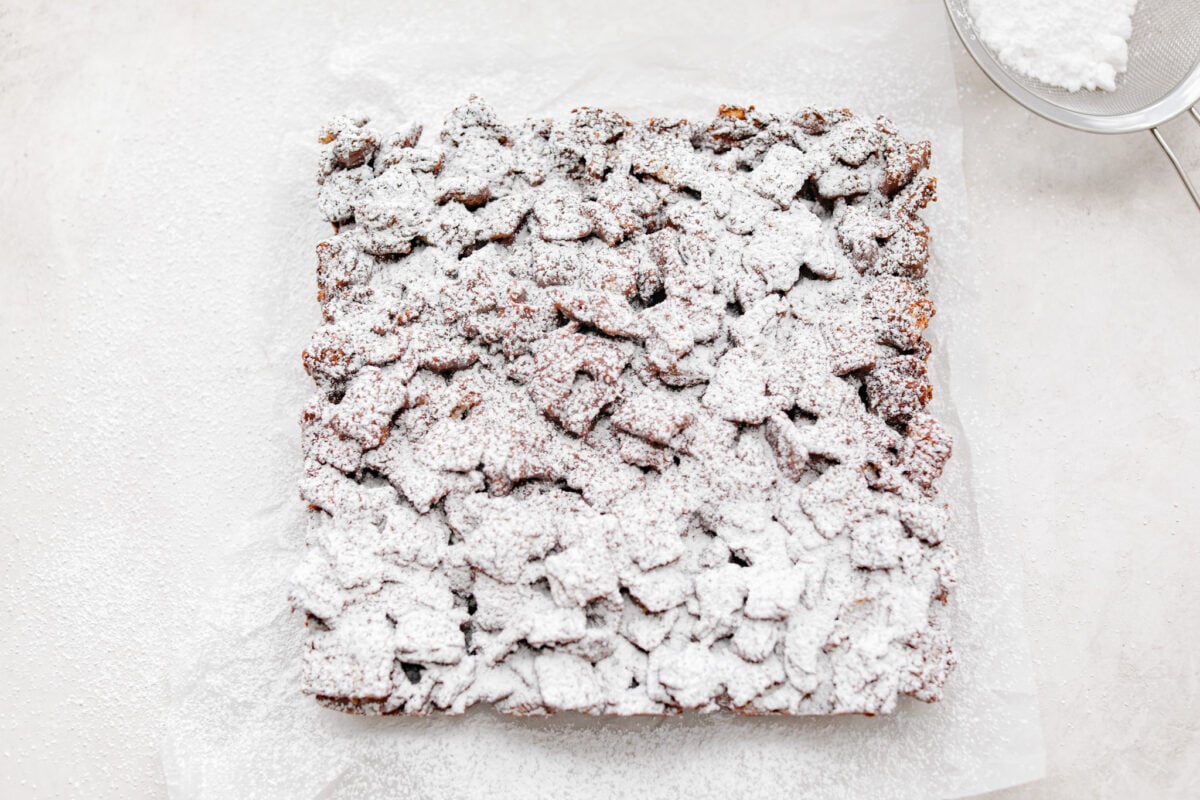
(294, 100, 957, 717)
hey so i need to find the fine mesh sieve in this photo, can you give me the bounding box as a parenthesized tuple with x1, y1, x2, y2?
(944, 0, 1200, 210)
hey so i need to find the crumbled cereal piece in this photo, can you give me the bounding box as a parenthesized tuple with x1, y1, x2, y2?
(319, 115, 379, 171)
(898, 413, 954, 496)
(865, 276, 935, 351)
(881, 136, 932, 197)
(865, 355, 933, 423)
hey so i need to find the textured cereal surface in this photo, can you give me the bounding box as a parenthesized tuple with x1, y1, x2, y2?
(291, 99, 956, 716)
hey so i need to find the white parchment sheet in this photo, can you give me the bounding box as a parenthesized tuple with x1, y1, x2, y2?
(163, 1, 1046, 796)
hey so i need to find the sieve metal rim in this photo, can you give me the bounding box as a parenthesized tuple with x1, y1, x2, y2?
(943, 0, 1200, 134)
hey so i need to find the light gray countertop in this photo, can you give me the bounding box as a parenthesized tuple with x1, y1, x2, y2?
(951, 42, 1200, 799)
(2, 3, 1197, 797)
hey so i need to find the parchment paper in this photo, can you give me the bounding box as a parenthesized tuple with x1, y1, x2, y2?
(162, 1, 1046, 796)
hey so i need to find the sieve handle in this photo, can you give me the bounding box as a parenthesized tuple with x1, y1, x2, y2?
(1150, 108, 1200, 213)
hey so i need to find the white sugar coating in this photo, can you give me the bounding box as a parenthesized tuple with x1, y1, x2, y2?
(969, 0, 1138, 92)
(291, 99, 957, 716)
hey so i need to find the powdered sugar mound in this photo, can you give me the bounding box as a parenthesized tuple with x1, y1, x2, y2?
(292, 99, 956, 716)
(969, 0, 1138, 92)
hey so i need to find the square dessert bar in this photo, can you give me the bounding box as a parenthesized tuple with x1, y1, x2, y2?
(292, 99, 956, 716)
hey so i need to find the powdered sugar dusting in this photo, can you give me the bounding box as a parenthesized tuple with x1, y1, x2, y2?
(969, 0, 1138, 92)
(290, 99, 957, 717)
